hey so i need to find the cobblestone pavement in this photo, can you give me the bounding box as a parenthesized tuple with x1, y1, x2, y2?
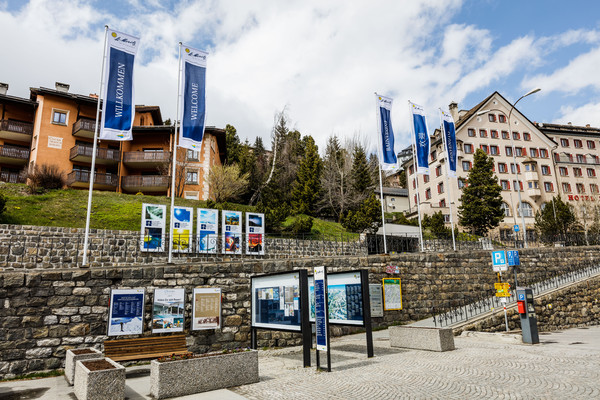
(233, 326, 600, 400)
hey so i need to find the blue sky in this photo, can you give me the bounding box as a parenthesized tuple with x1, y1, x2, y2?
(1, 0, 600, 154)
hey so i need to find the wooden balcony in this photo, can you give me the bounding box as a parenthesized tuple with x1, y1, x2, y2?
(0, 145, 29, 165)
(0, 171, 25, 183)
(72, 118, 96, 139)
(121, 175, 169, 193)
(123, 151, 171, 168)
(66, 170, 118, 190)
(69, 145, 120, 166)
(0, 119, 34, 142)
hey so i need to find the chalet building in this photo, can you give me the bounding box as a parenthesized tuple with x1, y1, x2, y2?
(0, 82, 225, 200)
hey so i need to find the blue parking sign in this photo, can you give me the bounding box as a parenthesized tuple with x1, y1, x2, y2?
(507, 250, 520, 266)
(514, 225, 520, 232)
(491, 251, 507, 271)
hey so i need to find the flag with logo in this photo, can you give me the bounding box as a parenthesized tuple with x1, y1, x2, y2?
(375, 93, 398, 170)
(440, 109, 457, 178)
(100, 29, 140, 141)
(178, 45, 208, 151)
(409, 101, 430, 175)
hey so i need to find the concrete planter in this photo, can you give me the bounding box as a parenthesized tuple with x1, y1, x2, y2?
(64, 348, 103, 385)
(389, 326, 455, 352)
(150, 350, 259, 399)
(74, 358, 125, 400)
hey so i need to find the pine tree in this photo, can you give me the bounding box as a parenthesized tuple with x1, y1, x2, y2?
(225, 124, 241, 164)
(341, 193, 382, 233)
(318, 135, 350, 221)
(351, 144, 372, 195)
(291, 136, 322, 215)
(458, 149, 504, 236)
(534, 196, 577, 238)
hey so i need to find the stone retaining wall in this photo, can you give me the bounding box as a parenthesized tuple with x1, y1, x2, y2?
(1, 246, 599, 378)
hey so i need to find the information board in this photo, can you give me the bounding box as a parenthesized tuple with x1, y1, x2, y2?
(369, 284, 384, 317)
(141, 203, 166, 252)
(251, 272, 302, 331)
(192, 288, 222, 330)
(246, 212, 265, 255)
(152, 288, 185, 333)
(309, 271, 364, 326)
(222, 210, 242, 255)
(172, 206, 193, 253)
(108, 288, 145, 336)
(382, 278, 402, 310)
(314, 267, 328, 351)
(197, 208, 218, 254)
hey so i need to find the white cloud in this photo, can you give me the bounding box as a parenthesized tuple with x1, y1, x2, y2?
(554, 102, 600, 127)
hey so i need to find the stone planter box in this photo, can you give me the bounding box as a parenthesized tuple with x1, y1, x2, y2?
(64, 348, 103, 385)
(150, 350, 259, 399)
(389, 326, 455, 352)
(74, 358, 125, 400)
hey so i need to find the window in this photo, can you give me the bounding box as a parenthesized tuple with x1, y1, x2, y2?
(510, 163, 520, 174)
(529, 148, 539, 157)
(498, 163, 508, 173)
(574, 167, 583, 177)
(559, 167, 568, 176)
(576, 183, 585, 194)
(588, 168, 596, 177)
(488, 114, 496, 122)
(468, 128, 476, 137)
(500, 180, 510, 190)
(513, 180, 523, 191)
(523, 132, 531, 141)
(565, 153, 573, 162)
(515, 147, 523, 157)
(439, 199, 446, 207)
(462, 161, 472, 171)
(425, 188, 432, 200)
(499, 115, 506, 123)
(430, 150, 437, 161)
(423, 174, 430, 183)
(52, 110, 67, 125)
(501, 131, 509, 139)
(479, 129, 487, 138)
(436, 165, 442, 177)
(186, 149, 199, 160)
(527, 181, 539, 190)
(437, 182, 444, 194)
(505, 146, 513, 156)
(591, 184, 599, 194)
(491, 130, 499, 139)
(540, 148, 549, 158)
(574, 139, 583, 148)
(490, 145, 499, 155)
(409, 165, 414, 175)
(414, 195, 417, 205)
(184, 191, 199, 200)
(541, 165, 551, 175)
(512, 132, 520, 140)
(560, 138, 569, 147)
(464, 144, 474, 154)
(458, 178, 466, 189)
(562, 183, 572, 193)
(518, 202, 534, 217)
(577, 154, 586, 164)
(480, 144, 489, 154)
(524, 163, 534, 171)
(587, 140, 596, 150)
(186, 170, 199, 184)
(544, 182, 554, 192)
(412, 179, 416, 189)
(500, 202, 511, 216)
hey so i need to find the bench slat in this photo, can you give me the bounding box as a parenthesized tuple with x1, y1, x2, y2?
(104, 334, 188, 361)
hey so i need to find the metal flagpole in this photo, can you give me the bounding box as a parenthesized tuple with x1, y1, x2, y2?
(374, 93, 388, 254)
(408, 101, 425, 252)
(439, 110, 456, 251)
(82, 25, 109, 267)
(168, 42, 183, 264)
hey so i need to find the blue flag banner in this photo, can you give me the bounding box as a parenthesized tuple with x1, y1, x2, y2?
(100, 29, 140, 141)
(440, 109, 457, 178)
(375, 94, 398, 170)
(409, 101, 430, 175)
(178, 45, 208, 151)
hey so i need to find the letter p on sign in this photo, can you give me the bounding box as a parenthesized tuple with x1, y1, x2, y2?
(491, 251, 507, 272)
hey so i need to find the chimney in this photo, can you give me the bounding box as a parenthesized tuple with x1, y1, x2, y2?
(55, 82, 70, 93)
(449, 101, 458, 122)
(0, 82, 8, 95)
(567, 122, 572, 125)
(586, 124, 591, 128)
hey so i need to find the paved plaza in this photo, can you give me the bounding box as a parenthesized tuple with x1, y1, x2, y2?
(1, 326, 599, 399)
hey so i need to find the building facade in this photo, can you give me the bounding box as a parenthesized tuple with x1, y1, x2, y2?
(374, 187, 410, 213)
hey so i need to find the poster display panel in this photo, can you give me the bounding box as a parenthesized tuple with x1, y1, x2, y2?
(108, 288, 144, 336)
(141, 203, 166, 252)
(192, 288, 222, 330)
(172, 206, 193, 253)
(152, 288, 185, 333)
(369, 284, 384, 317)
(382, 278, 402, 310)
(222, 210, 242, 254)
(309, 271, 364, 326)
(246, 212, 265, 255)
(197, 208, 218, 254)
(251, 272, 302, 331)
(314, 267, 328, 351)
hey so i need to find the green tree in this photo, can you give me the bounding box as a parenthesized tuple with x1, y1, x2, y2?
(225, 124, 242, 164)
(350, 144, 372, 195)
(458, 149, 504, 236)
(341, 193, 382, 233)
(0, 192, 6, 217)
(398, 169, 407, 188)
(534, 196, 577, 238)
(291, 135, 322, 215)
(430, 211, 450, 238)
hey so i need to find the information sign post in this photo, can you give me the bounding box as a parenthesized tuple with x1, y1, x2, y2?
(314, 266, 331, 372)
(360, 270, 374, 359)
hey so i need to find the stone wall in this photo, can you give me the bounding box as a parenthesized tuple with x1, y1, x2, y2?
(1, 245, 600, 378)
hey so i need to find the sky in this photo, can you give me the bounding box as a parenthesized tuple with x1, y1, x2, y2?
(1, 0, 600, 155)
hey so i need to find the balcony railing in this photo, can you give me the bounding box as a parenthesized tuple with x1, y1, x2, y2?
(69, 145, 120, 162)
(123, 151, 171, 163)
(554, 154, 600, 165)
(0, 119, 34, 136)
(0, 171, 25, 183)
(121, 175, 169, 188)
(0, 145, 30, 160)
(66, 170, 118, 187)
(72, 118, 96, 137)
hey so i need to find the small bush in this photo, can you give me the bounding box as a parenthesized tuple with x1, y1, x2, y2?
(26, 164, 65, 194)
(288, 215, 313, 234)
(0, 193, 6, 216)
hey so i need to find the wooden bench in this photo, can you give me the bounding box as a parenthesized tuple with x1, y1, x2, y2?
(103, 334, 188, 362)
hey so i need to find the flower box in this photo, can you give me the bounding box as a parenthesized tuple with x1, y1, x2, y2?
(74, 358, 125, 400)
(150, 350, 259, 399)
(64, 348, 103, 386)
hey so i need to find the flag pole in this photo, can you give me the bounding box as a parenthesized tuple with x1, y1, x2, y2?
(82, 25, 109, 267)
(168, 42, 183, 264)
(374, 93, 388, 254)
(439, 110, 457, 251)
(408, 101, 425, 252)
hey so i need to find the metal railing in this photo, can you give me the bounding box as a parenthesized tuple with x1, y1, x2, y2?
(66, 170, 118, 187)
(0, 144, 29, 160)
(121, 175, 170, 188)
(0, 119, 34, 135)
(123, 151, 171, 163)
(0, 171, 25, 183)
(72, 118, 96, 135)
(69, 145, 120, 162)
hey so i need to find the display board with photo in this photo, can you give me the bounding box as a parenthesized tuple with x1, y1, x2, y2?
(172, 206, 193, 253)
(192, 288, 222, 330)
(108, 288, 145, 336)
(246, 212, 265, 255)
(222, 210, 242, 255)
(152, 288, 185, 333)
(197, 208, 219, 254)
(251, 272, 302, 331)
(382, 278, 402, 310)
(308, 271, 364, 326)
(141, 203, 166, 252)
